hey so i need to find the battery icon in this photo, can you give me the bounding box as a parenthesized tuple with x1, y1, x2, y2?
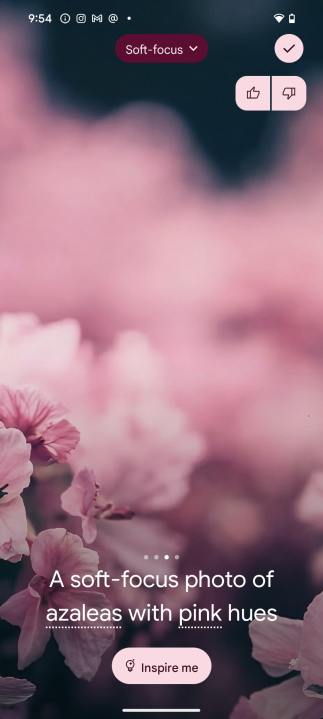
(289, 13, 296, 23)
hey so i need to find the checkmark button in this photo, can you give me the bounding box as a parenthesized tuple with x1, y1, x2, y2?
(284, 44, 296, 53)
(275, 34, 304, 63)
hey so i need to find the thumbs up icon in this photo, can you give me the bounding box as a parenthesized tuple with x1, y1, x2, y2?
(247, 86, 261, 99)
(236, 76, 270, 111)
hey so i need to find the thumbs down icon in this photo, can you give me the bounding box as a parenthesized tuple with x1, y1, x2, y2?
(283, 87, 296, 100)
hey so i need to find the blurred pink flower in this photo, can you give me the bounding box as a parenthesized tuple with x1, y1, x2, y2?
(0, 318, 192, 575)
(309, 547, 323, 587)
(61, 468, 134, 544)
(0, 318, 203, 538)
(2, 18, 323, 485)
(74, 396, 203, 512)
(203, 489, 265, 553)
(73, 332, 205, 513)
(0, 528, 114, 680)
(0, 427, 32, 562)
(96, 515, 184, 617)
(0, 384, 80, 464)
(231, 595, 323, 717)
(296, 472, 323, 530)
(57, 333, 200, 584)
(230, 677, 323, 719)
(249, 615, 302, 678)
(0, 314, 93, 409)
(0, 676, 35, 706)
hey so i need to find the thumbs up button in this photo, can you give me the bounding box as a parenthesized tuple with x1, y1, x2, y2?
(236, 76, 270, 111)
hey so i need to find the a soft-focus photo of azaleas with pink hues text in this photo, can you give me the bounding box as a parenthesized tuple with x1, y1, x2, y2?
(0, 1, 323, 718)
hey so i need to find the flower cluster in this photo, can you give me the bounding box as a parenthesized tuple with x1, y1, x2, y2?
(231, 595, 323, 718)
(0, 383, 79, 562)
(0, 314, 204, 699)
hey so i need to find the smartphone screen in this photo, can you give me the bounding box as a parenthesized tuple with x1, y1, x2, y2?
(0, 2, 321, 718)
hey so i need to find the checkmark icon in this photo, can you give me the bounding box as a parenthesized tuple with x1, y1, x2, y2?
(284, 44, 296, 52)
(275, 34, 304, 63)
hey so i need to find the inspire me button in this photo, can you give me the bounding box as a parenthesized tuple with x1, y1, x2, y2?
(112, 647, 212, 685)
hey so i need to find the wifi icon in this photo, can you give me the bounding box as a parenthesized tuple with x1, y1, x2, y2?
(274, 13, 285, 22)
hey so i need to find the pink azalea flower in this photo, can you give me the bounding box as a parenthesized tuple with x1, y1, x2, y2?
(60, 470, 185, 621)
(73, 332, 205, 514)
(0, 676, 35, 705)
(60, 334, 197, 585)
(0, 528, 114, 681)
(61, 468, 134, 544)
(0, 314, 93, 411)
(0, 384, 80, 464)
(231, 595, 323, 718)
(0, 427, 32, 562)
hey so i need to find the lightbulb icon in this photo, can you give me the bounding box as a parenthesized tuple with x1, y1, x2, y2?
(126, 659, 135, 672)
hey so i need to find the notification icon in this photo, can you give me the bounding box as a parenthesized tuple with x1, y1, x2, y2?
(60, 12, 71, 24)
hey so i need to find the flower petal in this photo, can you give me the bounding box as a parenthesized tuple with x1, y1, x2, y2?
(30, 528, 99, 580)
(39, 419, 80, 463)
(61, 468, 97, 520)
(0, 589, 32, 628)
(18, 597, 50, 670)
(0, 427, 32, 499)
(0, 587, 50, 669)
(0, 385, 60, 434)
(0, 676, 36, 705)
(52, 590, 114, 680)
(0, 496, 29, 562)
(300, 591, 323, 692)
(249, 676, 323, 719)
(0, 385, 79, 463)
(82, 517, 97, 544)
(249, 617, 303, 677)
(230, 698, 259, 719)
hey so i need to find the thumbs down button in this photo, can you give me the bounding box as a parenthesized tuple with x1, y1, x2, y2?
(272, 76, 307, 110)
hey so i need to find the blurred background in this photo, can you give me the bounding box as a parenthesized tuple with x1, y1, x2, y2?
(1, 0, 323, 717)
